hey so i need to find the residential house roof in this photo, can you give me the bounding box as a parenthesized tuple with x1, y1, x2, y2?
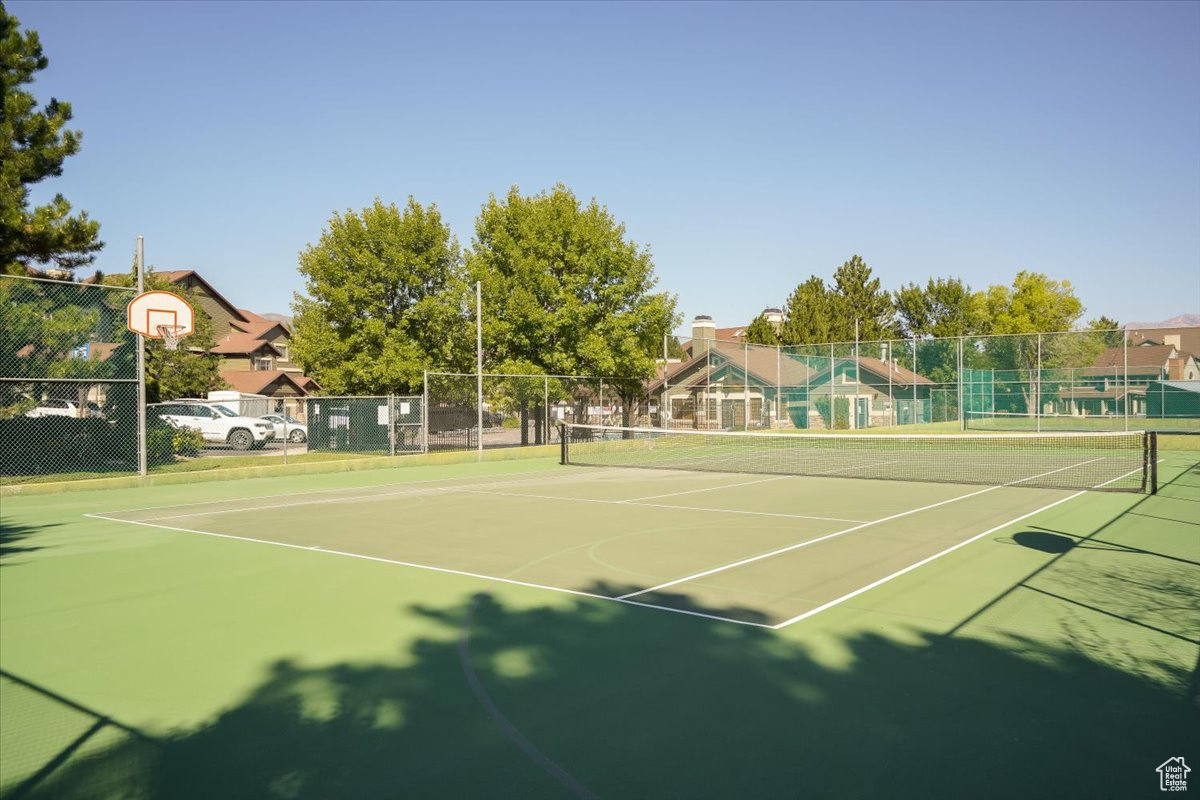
(220, 369, 312, 396)
(1128, 325, 1200, 357)
(211, 332, 283, 356)
(650, 342, 933, 392)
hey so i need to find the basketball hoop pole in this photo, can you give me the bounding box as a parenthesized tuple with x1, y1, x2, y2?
(136, 237, 148, 477)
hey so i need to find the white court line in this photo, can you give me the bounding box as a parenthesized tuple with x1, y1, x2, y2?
(614, 457, 1105, 601)
(82, 513, 774, 629)
(621, 475, 789, 503)
(769, 491, 1087, 628)
(91, 466, 568, 515)
(450, 488, 866, 524)
(769, 459, 1158, 629)
(137, 471, 619, 522)
(618, 459, 906, 503)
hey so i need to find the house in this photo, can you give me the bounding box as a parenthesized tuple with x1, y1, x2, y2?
(1127, 325, 1200, 361)
(158, 270, 319, 416)
(649, 315, 935, 430)
(1061, 342, 1200, 417)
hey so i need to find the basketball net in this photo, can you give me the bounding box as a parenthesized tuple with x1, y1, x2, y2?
(157, 324, 186, 351)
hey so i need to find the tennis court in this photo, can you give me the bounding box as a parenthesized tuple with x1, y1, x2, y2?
(2, 428, 1196, 799)
(84, 427, 1156, 628)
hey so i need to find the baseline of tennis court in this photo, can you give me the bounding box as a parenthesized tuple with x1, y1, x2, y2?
(84, 463, 1103, 628)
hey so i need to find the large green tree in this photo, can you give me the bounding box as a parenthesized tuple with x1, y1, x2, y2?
(779, 276, 837, 345)
(466, 185, 677, 404)
(980, 271, 1088, 415)
(291, 198, 467, 394)
(1, 7, 102, 274)
(894, 277, 988, 339)
(743, 314, 779, 346)
(830, 255, 894, 341)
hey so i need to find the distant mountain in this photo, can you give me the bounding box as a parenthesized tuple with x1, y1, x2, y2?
(1124, 314, 1200, 329)
(260, 312, 294, 328)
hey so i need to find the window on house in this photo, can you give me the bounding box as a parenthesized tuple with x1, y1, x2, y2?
(254, 357, 272, 371)
(276, 344, 289, 361)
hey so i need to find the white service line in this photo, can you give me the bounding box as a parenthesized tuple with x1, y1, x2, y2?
(769, 491, 1085, 628)
(768, 458, 1161, 629)
(614, 456, 1107, 601)
(82, 513, 774, 629)
(450, 488, 866, 524)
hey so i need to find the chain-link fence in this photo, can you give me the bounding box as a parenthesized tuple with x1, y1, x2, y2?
(425, 371, 652, 451)
(0, 275, 146, 479)
(305, 395, 424, 455)
(655, 327, 1200, 433)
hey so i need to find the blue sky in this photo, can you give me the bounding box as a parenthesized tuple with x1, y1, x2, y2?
(12, 0, 1200, 330)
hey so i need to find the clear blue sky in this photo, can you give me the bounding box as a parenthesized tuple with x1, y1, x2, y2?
(12, 0, 1200, 331)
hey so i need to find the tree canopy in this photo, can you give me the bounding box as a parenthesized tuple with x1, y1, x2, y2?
(466, 184, 677, 387)
(291, 198, 467, 394)
(830, 255, 895, 341)
(1, 7, 102, 274)
(743, 314, 779, 346)
(779, 276, 836, 345)
(894, 277, 987, 339)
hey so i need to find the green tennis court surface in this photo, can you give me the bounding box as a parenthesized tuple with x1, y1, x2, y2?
(2, 447, 1197, 798)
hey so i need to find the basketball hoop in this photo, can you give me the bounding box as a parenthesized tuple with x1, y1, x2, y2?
(128, 291, 195, 349)
(157, 324, 186, 351)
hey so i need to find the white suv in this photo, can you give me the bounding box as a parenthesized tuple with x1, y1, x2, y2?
(26, 399, 104, 418)
(150, 400, 276, 450)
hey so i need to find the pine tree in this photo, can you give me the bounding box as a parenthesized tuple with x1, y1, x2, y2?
(1, 7, 103, 273)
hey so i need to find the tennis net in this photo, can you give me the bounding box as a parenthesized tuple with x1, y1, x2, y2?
(559, 423, 1156, 493)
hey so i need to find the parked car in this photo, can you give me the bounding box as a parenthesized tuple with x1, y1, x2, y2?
(25, 399, 104, 418)
(149, 400, 276, 450)
(261, 414, 307, 443)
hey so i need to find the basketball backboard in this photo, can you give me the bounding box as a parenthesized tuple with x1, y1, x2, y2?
(127, 290, 195, 340)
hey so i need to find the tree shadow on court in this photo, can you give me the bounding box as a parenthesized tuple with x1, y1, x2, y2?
(12, 580, 1197, 800)
(0, 520, 56, 566)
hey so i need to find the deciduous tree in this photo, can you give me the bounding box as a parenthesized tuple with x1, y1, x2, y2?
(466, 184, 677, 419)
(291, 198, 468, 394)
(894, 277, 988, 339)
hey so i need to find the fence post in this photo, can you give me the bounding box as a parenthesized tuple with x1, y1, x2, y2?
(135, 236, 147, 477)
(544, 376, 550, 442)
(887, 340, 894, 427)
(1123, 329, 1129, 431)
(911, 337, 917, 426)
(662, 333, 670, 428)
(957, 336, 964, 431)
(743, 340, 750, 431)
(422, 370, 429, 453)
(282, 398, 288, 465)
(829, 342, 836, 429)
(388, 395, 396, 457)
(476, 281, 483, 458)
(775, 344, 781, 429)
(1036, 333, 1042, 433)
